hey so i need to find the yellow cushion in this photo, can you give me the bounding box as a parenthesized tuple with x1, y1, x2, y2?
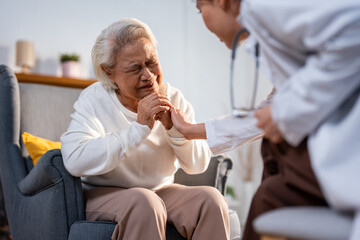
(22, 132, 61, 166)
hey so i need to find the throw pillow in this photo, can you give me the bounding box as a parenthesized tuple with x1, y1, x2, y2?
(22, 132, 61, 166)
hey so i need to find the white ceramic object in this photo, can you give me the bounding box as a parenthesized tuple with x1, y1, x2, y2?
(61, 61, 80, 78)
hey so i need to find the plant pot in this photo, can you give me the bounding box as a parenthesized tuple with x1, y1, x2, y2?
(61, 61, 80, 78)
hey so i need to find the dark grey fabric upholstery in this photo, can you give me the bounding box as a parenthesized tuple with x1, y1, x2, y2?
(68, 221, 116, 240)
(166, 224, 186, 240)
(0, 64, 240, 240)
(68, 221, 189, 240)
(0, 65, 85, 239)
(0, 179, 7, 227)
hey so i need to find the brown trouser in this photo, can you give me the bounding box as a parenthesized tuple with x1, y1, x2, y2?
(84, 183, 230, 240)
(242, 139, 328, 240)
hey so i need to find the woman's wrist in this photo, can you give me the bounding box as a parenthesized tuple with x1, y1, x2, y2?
(181, 123, 207, 140)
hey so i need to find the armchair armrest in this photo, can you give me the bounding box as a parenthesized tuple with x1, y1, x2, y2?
(17, 149, 85, 223)
(174, 155, 233, 195)
(18, 149, 63, 195)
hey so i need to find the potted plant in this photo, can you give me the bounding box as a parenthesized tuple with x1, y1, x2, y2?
(226, 185, 237, 200)
(59, 53, 81, 78)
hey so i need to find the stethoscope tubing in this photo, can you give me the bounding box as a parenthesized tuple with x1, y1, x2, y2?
(230, 28, 260, 118)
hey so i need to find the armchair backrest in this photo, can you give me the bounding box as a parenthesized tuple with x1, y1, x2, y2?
(0, 65, 90, 239)
(18, 80, 83, 156)
(0, 65, 24, 185)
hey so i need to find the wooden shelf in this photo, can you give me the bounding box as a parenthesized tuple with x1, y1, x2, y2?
(16, 73, 96, 89)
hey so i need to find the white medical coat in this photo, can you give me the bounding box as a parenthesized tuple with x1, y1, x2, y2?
(206, 0, 360, 238)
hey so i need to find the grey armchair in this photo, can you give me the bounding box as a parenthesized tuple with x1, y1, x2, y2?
(0, 65, 240, 240)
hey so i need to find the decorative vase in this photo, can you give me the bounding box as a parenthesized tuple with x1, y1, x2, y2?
(61, 61, 80, 78)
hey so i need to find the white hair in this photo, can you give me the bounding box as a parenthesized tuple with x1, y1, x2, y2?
(92, 18, 158, 89)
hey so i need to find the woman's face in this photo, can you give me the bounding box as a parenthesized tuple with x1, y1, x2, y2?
(109, 38, 162, 109)
(197, 0, 242, 49)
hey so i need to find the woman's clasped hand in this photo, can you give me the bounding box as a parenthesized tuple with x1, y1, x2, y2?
(137, 92, 173, 130)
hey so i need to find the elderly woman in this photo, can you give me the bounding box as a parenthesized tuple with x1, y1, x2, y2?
(60, 18, 229, 240)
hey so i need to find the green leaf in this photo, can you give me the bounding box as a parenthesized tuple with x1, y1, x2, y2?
(59, 53, 80, 63)
(226, 186, 236, 199)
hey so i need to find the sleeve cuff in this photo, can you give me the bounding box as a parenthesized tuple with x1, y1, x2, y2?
(205, 119, 215, 142)
(205, 115, 263, 155)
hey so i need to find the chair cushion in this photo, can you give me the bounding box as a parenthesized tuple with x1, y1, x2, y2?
(68, 221, 116, 240)
(253, 207, 353, 240)
(166, 224, 186, 240)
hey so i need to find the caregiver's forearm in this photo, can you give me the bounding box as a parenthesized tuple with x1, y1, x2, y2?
(180, 123, 207, 140)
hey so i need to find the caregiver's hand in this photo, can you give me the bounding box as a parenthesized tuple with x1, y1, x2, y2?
(255, 105, 284, 144)
(170, 108, 191, 133)
(137, 93, 172, 129)
(170, 108, 206, 140)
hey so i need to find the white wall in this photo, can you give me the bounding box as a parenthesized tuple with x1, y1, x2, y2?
(0, 0, 272, 230)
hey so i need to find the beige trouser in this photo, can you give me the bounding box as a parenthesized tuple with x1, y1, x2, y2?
(84, 184, 230, 240)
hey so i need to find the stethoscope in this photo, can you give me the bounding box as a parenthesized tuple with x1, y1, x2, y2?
(230, 28, 260, 118)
